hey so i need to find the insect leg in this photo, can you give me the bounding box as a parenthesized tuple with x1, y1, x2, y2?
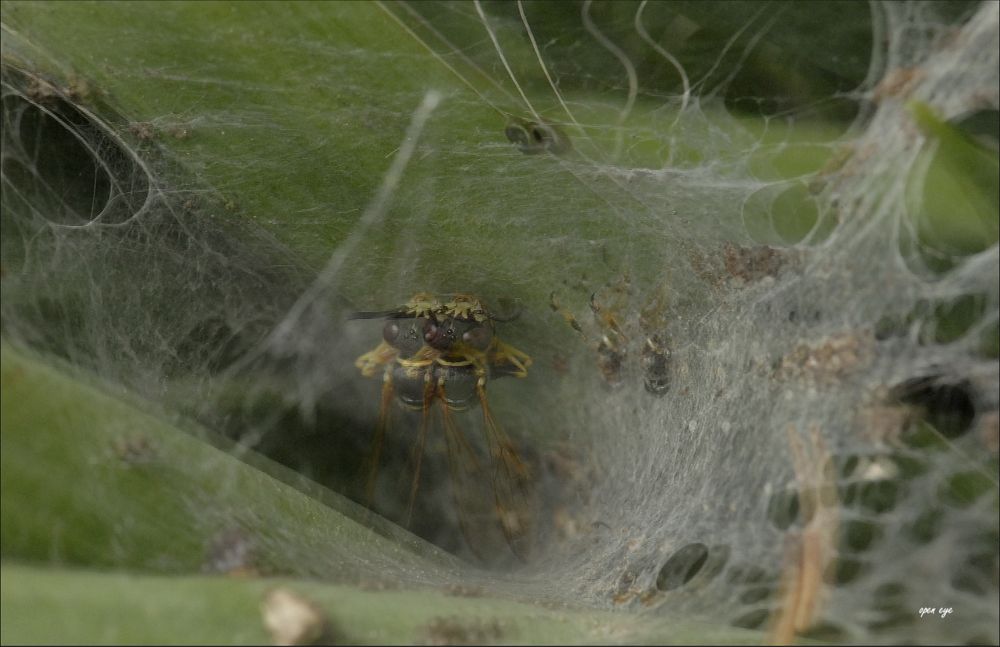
(355, 340, 399, 378)
(489, 339, 533, 378)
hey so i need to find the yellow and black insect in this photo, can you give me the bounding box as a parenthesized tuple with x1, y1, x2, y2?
(352, 293, 533, 555)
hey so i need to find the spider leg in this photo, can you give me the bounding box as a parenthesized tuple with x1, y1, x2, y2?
(550, 291, 589, 342)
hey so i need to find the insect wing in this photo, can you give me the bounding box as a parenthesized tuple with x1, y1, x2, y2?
(476, 383, 534, 558)
(403, 374, 435, 527)
(436, 387, 496, 560)
(362, 370, 396, 505)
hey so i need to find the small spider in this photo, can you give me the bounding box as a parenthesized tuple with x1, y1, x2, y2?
(638, 288, 671, 396)
(550, 275, 671, 395)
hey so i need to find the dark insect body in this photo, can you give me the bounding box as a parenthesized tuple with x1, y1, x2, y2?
(352, 293, 533, 556)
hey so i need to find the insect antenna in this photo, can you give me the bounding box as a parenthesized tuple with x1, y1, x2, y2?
(348, 309, 410, 321)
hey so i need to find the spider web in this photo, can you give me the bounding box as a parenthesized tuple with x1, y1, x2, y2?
(1, 1, 998, 643)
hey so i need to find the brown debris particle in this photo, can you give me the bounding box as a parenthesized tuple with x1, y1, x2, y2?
(112, 434, 158, 465)
(25, 74, 92, 104)
(443, 583, 485, 598)
(420, 616, 505, 646)
(611, 568, 641, 605)
(686, 249, 726, 290)
(542, 442, 602, 544)
(979, 411, 999, 454)
(128, 121, 156, 141)
(723, 243, 787, 283)
(775, 331, 874, 386)
(25, 76, 59, 103)
(639, 589, 661, 606)
(65, 75, 91, 102)
(355, 577, 400, 592)
(808, 145, 855, 195)
(543, 442, 590, 489)
(856, 387, 918, 446)
(872, 67, 925, 103)
(0, 363, 26, 387)
(552, 506, 583, 540)
(551, 352, 570, 376)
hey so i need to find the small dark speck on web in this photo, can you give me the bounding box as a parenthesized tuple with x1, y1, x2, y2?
(128, 121, 156, 142)
(444, 583, 485, 598)
(113, 435, 158, 466)
(723, 243, 788, 283)
(420, 617, 506, 646)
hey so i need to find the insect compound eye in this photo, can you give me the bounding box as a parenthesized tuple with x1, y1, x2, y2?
(462, 324, 493, 351)
(423, 318, 457, 350)
(382, 320, 400, 345)
(423, 318, 437, 341)
(390, 318, 427, 356)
